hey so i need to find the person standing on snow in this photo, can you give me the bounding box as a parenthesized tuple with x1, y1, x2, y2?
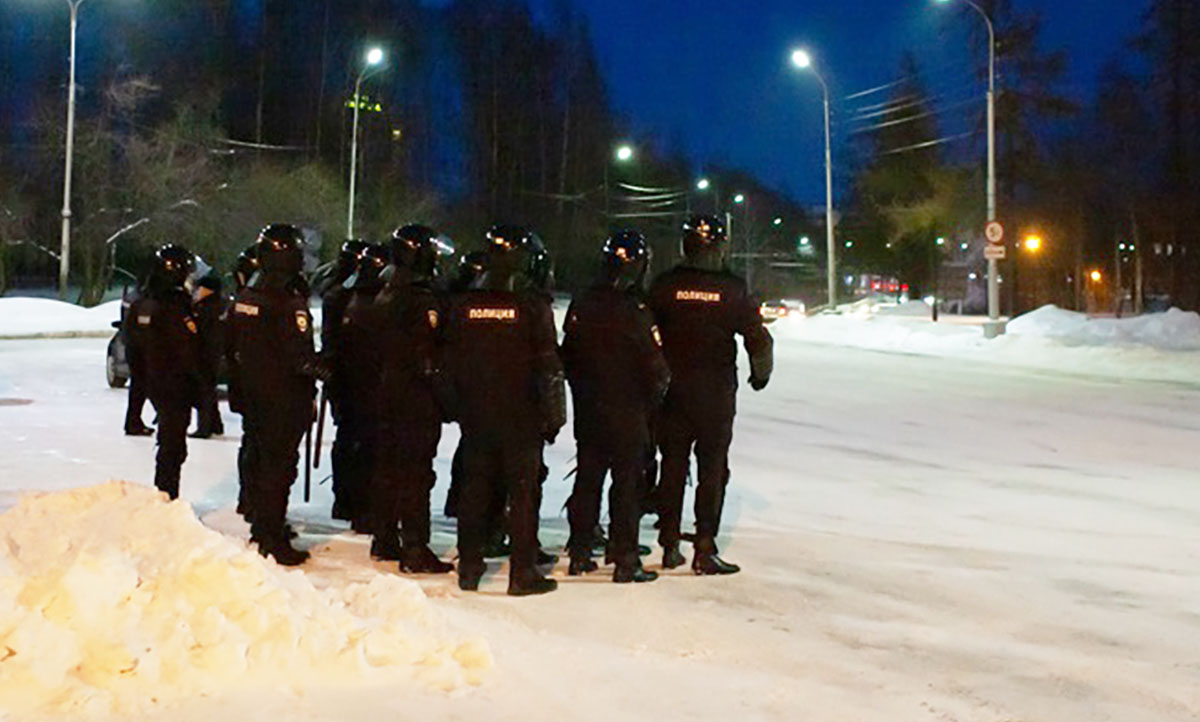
(369, 225, 456, 574)
(445, 225, 565, 596)
(125, 244, 205, 500)
(649, 215, 773, 576)
(319, 240, 370, 527)
(190, 274, 227, 439)
(228, 224, 328, 566)
(561, 229, 670, 583)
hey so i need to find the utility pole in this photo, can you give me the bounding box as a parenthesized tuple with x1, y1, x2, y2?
(59, 0, 87, 300)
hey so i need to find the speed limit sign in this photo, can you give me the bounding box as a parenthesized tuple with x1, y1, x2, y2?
(985, 221, 1004, 244)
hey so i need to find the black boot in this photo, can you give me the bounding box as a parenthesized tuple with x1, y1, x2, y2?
(537, 548, 559, 567)
(400, 545, 454, 574)
(258, 536, 309, 567)
(568, 556, 598, 576)
(125, 425, 154, 437)
(481, 531, 511, 558)
(662, 544, 686, 570)
(614, 562, 659, 584)
(458, 560, 486, 591)
(693, 552, 740, 576)
(370, 534, 403, 562)
(508, 572, 557, 597)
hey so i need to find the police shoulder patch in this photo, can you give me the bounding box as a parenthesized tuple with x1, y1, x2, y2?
(185, 318, 198, 334)
(650, 324, 663, 347)
(295, 310, 310, 333)
(428, 309, 440, 329)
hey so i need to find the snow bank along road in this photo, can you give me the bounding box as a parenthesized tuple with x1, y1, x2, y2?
(1, 335, 1198, 722)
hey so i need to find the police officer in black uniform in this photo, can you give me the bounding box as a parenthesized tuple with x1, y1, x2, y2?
(321, 240, 369, 524)
(443, 251, 488, 521)
(228, 244, 259, 522)
(562, 230, 670, 583)
(121, 282, 154, 436)
(649, 215, 773, 575)
(126, 244, 204, 500)
(228, 224, 325, 566)
(370, 225, 455, 573)
(191, 274, 227, 438)
(334, 243, 390, 547)
(446, 225, 565, 596)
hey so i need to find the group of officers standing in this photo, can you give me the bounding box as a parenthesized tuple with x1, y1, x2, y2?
(123, 215, 773, 597)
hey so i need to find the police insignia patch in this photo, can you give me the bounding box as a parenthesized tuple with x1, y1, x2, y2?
(428, 309, 440, 329)
(651, 324, 663, 347)
(295, 311, 309, 333)
(233, 302, 260, 317)
(185, 318, 198, 334)
(137, 315, 151, 326)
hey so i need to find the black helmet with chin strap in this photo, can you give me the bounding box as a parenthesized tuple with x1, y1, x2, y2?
(602, 229, 650, 291)
(390, 224, 440, 279)
(147, 243, 196, 296)
(681, 215, 727, 263)
(255, 224, 306, 280)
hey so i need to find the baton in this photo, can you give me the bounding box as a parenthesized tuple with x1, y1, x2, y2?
(304, 421, 313, 503)
(313, 385, 328, 468)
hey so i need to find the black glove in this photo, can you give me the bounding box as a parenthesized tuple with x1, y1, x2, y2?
(749, 374, 770, 391)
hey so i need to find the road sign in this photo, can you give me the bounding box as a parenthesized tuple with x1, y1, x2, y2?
(985, 221, 1004, 244)
(984, 244, 1006, 261)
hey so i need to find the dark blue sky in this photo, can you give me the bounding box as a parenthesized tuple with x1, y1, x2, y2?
(559, 0, 1146, 205)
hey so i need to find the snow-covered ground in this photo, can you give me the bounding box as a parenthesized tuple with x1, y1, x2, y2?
(1, 303, 1199, 721)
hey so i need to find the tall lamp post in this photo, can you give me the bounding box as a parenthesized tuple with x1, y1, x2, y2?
(936, 0, 999, 330)
(791, 48, 837, 310)
(58, 0, 88, 300)
(347, 46, 385, 240)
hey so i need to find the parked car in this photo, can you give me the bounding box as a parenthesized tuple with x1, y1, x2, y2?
(759, 298, 805, 324)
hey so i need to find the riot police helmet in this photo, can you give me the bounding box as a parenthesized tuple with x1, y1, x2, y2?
(602, 229, 651, 290)
(456, 251, 489, 291)
(390, 224, 440, 278)
(347, 243, 391, 289)
(527, 232, 554, 292)
(681, 214, 727, 261)
(148, 243, 196, 295)
(234, 244, 260, 290)
(484, 224, 534, 278)
(255, 224, 306, 279)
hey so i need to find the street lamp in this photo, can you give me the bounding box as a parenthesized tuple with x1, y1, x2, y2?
(1089, 270, 1103, 283)
(791, 46, 837, 310)
(1024, 235, 1042, 253)
(57, 0, 89, 300)
(936, 0, 999, 328)
(615, 144, 634, 163)
(733, 193, 746, 204)
(696, 178, 711, 191)
(347, 46, 386, 240)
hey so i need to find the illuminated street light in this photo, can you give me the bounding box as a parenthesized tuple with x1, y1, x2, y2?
(790, 46, 837, 309)
(936, 237, 946, 246)
(615, 144, 634, 163)
(1090, 270, 1103, 283)
(733, 194, 746, 204)
(936, 0, 999, 328)
(696, 178, 711, 191)
(348, 46, 387, 239)
(1024, 235, 1043, 253)
(773, 217, 783, 226)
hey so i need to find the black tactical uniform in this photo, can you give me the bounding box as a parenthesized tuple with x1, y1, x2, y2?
(443, 251, 489, 521)
(321, 240, 369, 524)
(228, 245, 260, 522)
(370, 225, 455, 573)
(191, 274, 227, 438)
(228, 224, 324, 566)
(446, 226, 565, 596)
(562, 230, 670, 583)
(335, 244, 390, 545)
(126, 245, 204, 500)
(648, 215, 773, 575)
(121, 284, 154, 436)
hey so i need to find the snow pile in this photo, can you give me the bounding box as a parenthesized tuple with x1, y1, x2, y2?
(0, 298, 122, 338)
(1006, 305, 1200, 350)
(0, 482, 490, 716)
